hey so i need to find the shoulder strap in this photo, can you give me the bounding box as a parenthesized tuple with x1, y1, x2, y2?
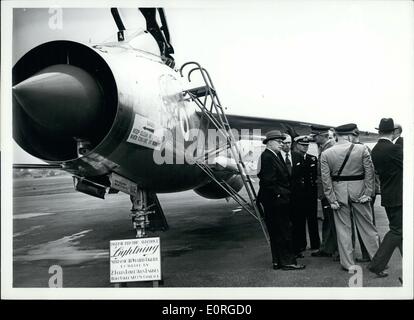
(337, 144, 354, 177)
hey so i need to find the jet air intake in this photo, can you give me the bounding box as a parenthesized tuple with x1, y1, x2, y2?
(13, 41, 118, 162)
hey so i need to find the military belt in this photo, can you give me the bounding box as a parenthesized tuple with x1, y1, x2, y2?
(331, 174, 365, 181)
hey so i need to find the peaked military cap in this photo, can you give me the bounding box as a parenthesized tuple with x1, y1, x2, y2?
(335, 123, 358, 135)
(310, 124, 331, 135)
(263, 130, 286, 144)
(294, 135, 311, 145)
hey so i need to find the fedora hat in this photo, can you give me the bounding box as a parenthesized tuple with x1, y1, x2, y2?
(375, 118, 396, 132)
(263, 130, 285, 144)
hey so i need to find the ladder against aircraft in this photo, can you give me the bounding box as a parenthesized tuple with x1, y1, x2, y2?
(180, 62, 269, 243)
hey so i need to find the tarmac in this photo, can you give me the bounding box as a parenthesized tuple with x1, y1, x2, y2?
(12, 175, 402, 288)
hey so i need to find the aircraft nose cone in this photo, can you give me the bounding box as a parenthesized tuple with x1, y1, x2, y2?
(13, 64, 103, 137)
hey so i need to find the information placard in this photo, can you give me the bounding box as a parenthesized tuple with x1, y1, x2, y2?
(126, 113, 163, 150)
(110, 237, 161, 283)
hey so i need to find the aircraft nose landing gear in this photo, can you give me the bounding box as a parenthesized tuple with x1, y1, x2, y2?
(129, 189, 167, 287)
(130, 190, 169, 238)
(130, 191, 154, 238)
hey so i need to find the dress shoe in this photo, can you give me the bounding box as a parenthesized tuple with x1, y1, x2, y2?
(311, 250, 332, 257)
(373, 271, 388, 278)
(281, 264, 306, 271)
(368, 267, 388, 278)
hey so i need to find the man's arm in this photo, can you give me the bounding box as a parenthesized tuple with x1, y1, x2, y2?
(391, 144, 403, 169)
(257, 153, 278, 194)
(362, 145, 375, 199)
(320, 151, 338, 207)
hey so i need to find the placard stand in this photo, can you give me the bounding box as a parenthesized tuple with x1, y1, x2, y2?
(110, 236, 162, 288)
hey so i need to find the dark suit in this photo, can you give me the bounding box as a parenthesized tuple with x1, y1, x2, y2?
(257, 148, 296, 266)
(291, 152, 320, 253)
(395, 136, 403, 146)
(368, 139, 403, 273)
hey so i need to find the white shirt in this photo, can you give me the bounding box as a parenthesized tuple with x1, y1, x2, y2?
(281, 151, 292, 164)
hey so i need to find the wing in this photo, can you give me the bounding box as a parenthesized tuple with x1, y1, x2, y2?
(224, 114, 378, 143)
(225, 113, 317, 136)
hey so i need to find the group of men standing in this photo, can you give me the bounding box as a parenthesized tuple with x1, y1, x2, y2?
(257, 118, 403, 279)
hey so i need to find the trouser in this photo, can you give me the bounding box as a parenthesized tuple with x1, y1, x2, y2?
(305, 193, 320, 250)
(352, 195, 377, 259)
(368, 206, 402, 273)
(333, 200, 380, 270)
(262, 200, 297, 266)
(319, 197, 338, 255)
(292, 193, 320, 253)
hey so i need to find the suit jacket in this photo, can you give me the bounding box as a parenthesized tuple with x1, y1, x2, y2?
(291, 151, 304, 192)
(291, 152, 317, 194)
(304, 153, 318, 192)
(371, 139, 403, 207)
(257, 148, 291, 206)
(395, 136, 403, 146)
(320, 142, 374, 205)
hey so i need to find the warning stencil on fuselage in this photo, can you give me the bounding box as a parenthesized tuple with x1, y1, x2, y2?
(127, 114, 163, 150)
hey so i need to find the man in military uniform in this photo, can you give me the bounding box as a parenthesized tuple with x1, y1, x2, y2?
(257, 130, 305, 271)
(320, 123, 380, 271)
(290, 135, 320, 256)
(350, 126, 380, 262)
(310, 125, 338, 259)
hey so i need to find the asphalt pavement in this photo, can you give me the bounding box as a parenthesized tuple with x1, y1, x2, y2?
(12, 175, 402, 288)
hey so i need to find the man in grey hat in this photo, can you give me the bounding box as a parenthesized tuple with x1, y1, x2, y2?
(257, 130, 305, 271)
(310, 125, 338, 259)
(368, 118, 403, 278)
(320, 123, 380, 271)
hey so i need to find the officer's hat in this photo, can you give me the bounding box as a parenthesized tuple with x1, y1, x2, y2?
(310, 124, 331, 135)
(294, 135, 311, 145)
(263, 130, 286, 144)
(335, 123, 358, 135)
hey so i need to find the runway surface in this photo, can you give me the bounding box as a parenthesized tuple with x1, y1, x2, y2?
(12, 175, 402, 288)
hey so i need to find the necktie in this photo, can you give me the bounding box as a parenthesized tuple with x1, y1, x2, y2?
(285, 153, 292, 175)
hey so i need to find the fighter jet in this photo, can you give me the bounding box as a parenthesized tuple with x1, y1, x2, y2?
(12, 8, 377, 237)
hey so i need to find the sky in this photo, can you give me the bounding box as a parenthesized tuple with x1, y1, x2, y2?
(8, 1, 414, 163)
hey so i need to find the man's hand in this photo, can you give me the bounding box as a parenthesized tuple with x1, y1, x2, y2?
(358, 195, 372, 203)
(330, 201, 340, 210)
